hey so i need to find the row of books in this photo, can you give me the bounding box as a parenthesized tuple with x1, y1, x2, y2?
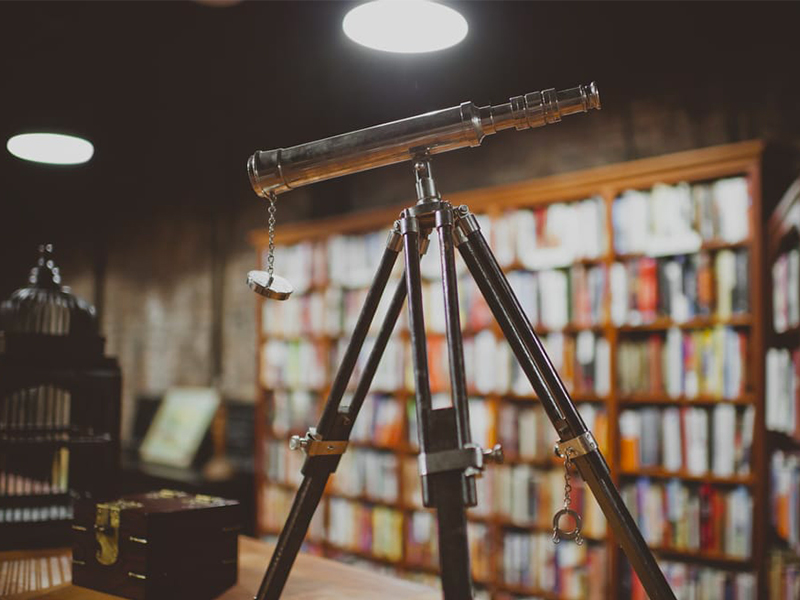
(612, 178, 750, 257)
(765, 348, 800, 438)
(0, 385, 72, 434)
(260, 339, 328, 391)
(770, 550, 800, 600)
(330, 449, 399, 504)
(618, 405, 754, 476)
(327, 497, 404, 561)
(272, 177, 748, 297)
(501, 530, 606, 600)
(267, 248, 749, 343)
(621, 478, 752, 558)
(506, 267, 606, 331)
(616, 327, 746, 399)
(773, 249, 800, 333)
(628, 561, 756, 600)
(771, 450, 800, 554)
(609, 250, 749, 327)
(0, 504, 72, 524)
(349, 393, 404, 447)
(270, 390, 318, 436)
(0, 448, 70, 496)
(0, 550, 71, 595)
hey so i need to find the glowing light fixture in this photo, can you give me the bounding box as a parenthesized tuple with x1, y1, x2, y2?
(343, 1, 468, 54)
(7, 133, 94, 165)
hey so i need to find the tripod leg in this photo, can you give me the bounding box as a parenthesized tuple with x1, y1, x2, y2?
(455, 218, 676, 600)
(256, 229, 407, 600)
(400, 213, 474, 600)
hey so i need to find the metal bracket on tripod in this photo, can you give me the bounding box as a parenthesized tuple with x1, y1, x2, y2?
(289, 427, 349, 457)
(418, 443, 504, 478)
(554, 431, 599, 460)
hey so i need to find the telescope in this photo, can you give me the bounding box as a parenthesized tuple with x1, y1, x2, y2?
(248, 81, 677, 600)
(248, 82, 600, 197)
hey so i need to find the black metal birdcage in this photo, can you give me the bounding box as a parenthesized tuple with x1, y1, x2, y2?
(0, 245, 121, 549)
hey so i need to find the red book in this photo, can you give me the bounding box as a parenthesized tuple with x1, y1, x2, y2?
(639, 257, 658, 322)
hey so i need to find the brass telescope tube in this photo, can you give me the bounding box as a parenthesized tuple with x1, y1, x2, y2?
(248, 82, 600, 197)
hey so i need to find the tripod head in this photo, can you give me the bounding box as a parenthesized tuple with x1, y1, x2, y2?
(248, 82, 600, 197)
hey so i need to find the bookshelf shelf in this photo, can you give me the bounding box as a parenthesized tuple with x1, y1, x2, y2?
(613, 238, 751, 262)
(616, 314, 751, 333)
(649, 546, 751, 567)
(252, 141, 769, 600)
(618, 393, 755, 406)
(618, 468, 755, 486)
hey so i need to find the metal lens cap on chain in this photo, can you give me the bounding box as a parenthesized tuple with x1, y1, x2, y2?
(248, 191, 292, 301)
(247, 270, 292, 301)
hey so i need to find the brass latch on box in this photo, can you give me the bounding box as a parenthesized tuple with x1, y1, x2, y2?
(94, 500, 142, 566)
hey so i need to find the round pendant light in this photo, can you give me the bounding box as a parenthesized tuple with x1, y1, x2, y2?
(343, 1, 468, 54)
(7, 133, 94, 165)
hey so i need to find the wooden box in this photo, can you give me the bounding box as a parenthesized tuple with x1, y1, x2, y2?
(72, 490, 240, 600)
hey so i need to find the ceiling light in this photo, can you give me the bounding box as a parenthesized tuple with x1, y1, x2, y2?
(343, 1, 468, 54)
(7, 133, 94, 165)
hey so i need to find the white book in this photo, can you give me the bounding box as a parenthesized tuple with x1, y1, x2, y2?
(790, 249, 800, 328)
(610, 262, 628, 326)
(715, 250, 736, 319)
(514, 210, 538, 266)
(492, 212, 516, 268)
(686, 408, 709, 475)
(594, 337, 611, 397)
(712, 404, 735, 477)
(662, 407, 683, 472)
(665, 327, 683, 398)
(712, 177, 750, 243)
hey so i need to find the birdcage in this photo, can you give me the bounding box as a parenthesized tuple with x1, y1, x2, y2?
(0, 245, 121, 549)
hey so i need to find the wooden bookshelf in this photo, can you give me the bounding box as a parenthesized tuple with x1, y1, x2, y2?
(764, 175, 800, 599)
(251, 140, 769, 599)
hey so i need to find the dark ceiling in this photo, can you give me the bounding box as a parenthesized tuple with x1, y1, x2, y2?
(1, 1, 799, 265)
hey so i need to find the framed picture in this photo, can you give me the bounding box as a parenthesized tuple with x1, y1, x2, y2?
(139, 387, 220, 468)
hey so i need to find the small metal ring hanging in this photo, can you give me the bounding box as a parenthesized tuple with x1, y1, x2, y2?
(552, 508, 583, 544)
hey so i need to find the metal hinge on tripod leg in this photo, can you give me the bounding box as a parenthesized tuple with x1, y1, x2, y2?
(553, 431, 598, 460)
(289, 428, 348, 456)
(418, 443, 504, 478)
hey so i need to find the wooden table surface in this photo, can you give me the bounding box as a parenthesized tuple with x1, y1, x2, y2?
(2, 536, 440, 600)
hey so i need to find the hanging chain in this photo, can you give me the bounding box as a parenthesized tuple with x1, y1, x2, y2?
(562, 455, 574, 509)
(552, 451, 584, 545)
(266, 192, 278, 278)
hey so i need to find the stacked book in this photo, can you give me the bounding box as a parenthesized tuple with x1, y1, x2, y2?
(766, 348, 800, 438)
(619, 405, 754, 475)
(617, 326, 746, 399)
(773, 249, 800, 333)
(327, 497, 403, 561)
(609, 250, 748, 326)
(771, 451, 800, 554)
(621, 479, 752, 558)
(612, 179, 750, 258)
